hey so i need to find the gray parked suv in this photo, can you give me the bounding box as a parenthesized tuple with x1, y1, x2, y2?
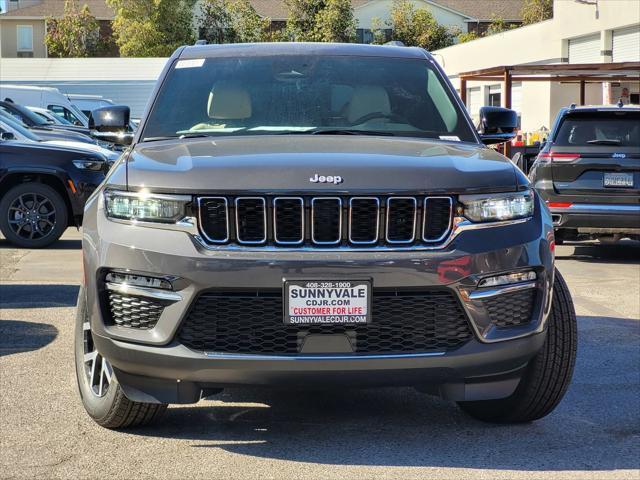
(75, 43, 577, 429)
(528, 105, 640, 244)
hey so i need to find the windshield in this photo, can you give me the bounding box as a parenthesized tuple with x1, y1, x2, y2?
(142, 55, 475, 142)
(0, 117, 41, 141)
(554, 112, 640, 147)
(0, 103, 49, 126)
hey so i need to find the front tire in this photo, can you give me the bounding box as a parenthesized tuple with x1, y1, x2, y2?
(458, 269, 577, 423)
(74, 287, 167, 429)
(0, 183, 68, 248)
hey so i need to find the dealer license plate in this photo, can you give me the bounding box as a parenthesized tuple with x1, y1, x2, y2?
(604, 172, 634, 188)
(284, 280, 371, 325)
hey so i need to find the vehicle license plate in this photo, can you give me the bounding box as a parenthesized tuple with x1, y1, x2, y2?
(284, 280, 371, 325)
(604, 172, 634, 187)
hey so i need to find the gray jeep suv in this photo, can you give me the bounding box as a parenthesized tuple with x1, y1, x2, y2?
(76, 43, 576, 429)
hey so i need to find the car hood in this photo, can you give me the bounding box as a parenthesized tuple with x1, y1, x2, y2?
(125, 136, 517, 194)
(44, 140, 119, 161)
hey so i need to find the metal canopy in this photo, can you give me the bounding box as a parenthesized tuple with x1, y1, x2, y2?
(457, 62, 640, 156)
(458, 62, 640, 83)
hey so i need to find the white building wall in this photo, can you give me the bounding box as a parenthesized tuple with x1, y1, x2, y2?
(433, 0, 640, 132)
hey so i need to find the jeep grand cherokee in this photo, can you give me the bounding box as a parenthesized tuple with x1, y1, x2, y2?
(529, 105, 640, 244)
(75, 43, 576, 428)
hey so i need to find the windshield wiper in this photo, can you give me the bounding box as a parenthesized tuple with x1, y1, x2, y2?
(586, 139, 621, 145)
(278, 128, 395, 136)
(179, 133, 213, 139)
(142, 133, 213, 142)
(141, 135, 178, 142)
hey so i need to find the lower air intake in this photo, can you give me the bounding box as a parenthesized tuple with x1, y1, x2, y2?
(178, 290, 473, 355)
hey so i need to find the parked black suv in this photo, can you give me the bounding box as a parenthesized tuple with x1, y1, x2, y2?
(0, 128, 111, 247)
(529, 105, 640, 243)
(76, 43, 576, 429)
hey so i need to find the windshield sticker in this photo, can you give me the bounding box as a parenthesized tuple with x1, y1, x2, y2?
(439, 135, 461, 141)
(175, 59, 205, 69)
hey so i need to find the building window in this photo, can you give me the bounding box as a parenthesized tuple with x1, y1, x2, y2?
(17, 25, 34, 53)
(487, 85, 501, 107)
(17, 24, 34, 58)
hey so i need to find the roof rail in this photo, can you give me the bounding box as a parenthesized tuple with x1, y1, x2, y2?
(195, 39, 207, 46)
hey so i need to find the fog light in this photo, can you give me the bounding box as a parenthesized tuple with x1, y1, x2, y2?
(478, 271, 536, 288)
(105, 272, 172, 290)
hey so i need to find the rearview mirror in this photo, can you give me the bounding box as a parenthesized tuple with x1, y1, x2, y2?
(477, 106, 518, 145)
(89, 106, 132, 145)
(1, 132, 16, 141)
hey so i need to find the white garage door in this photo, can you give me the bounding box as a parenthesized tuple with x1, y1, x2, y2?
(511, 82, 522, 113)
(613, 25, 640, 62)
(568, 34, 601, 63)
(467, 87, 481, 120)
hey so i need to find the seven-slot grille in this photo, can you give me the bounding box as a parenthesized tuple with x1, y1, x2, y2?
(198, 195, 453, 248)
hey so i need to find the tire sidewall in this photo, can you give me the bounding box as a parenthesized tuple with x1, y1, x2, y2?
(74, 286, 120, 420)
(0, 183, 68, 248)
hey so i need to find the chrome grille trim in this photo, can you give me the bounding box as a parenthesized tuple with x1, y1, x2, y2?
(349, 197, 380, 245)
(385, 197, 417, 244)
(422, 196, 453, 243)
(273, 197, 305, 245)
(311, 197, 342, 245)
(197, 197, 229, 244)
(195, 194, 468, 250)
(235, 197, 267, 244)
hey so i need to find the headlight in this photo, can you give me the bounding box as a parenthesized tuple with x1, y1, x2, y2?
(104, 190, 190, 223)
(73, 159, 105, 171)
(459, 190, 534, 223)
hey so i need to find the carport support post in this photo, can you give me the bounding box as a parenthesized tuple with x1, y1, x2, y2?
(503, 69, 512, 158)
(460, 78, 467, 106)
(579, 80, 586, 105)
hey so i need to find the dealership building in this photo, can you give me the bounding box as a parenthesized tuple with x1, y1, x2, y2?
(433, 0, 640, 132)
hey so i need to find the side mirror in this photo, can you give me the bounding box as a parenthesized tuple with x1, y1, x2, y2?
(89, 106, 132, 145)
(477, 106, 518, 145)
(1, 132, 16, 141)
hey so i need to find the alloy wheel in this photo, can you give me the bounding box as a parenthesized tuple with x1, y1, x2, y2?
(83, 322, 112, 397)
(7, 192, 56, 241)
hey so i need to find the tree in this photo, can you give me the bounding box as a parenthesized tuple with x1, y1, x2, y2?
(44, 0, 100, 57)
(485, 15, 513, 35)
(370, 17, 388, 45)
(285, 0, 321, 41)
(228, 0, 271, 43)
(457, 30, 479, 44)
(285, 0, 356, 42)
(198, 0, 234, 44)
(312, 0, 356, 43)
(387, 0, 454, 50)
(106, 0, 196, 57)
(198, 0, 271, 44)
(521, 0, 553, 25)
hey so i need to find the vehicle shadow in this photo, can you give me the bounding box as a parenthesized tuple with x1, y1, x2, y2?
(127, 314, 640, 472)
(0, 284, 79, 308)
(0, 238, 81, 250)
(556, 241, 640, 264)
(0, 320, 58, 357)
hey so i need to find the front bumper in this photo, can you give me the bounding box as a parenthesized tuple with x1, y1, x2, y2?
(82, 192, 554, 403)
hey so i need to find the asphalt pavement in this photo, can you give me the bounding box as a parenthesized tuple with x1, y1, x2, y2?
(0, 229, 639, 480)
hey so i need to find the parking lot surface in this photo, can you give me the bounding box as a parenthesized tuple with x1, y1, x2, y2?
(1, 229, 639, 480)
